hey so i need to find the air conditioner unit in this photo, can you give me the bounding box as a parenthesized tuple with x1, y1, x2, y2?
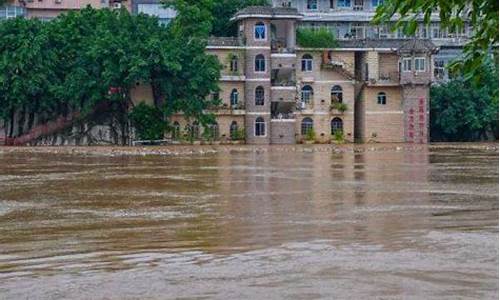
(112, 2, 121, 9)
(54, 0, 62, 4)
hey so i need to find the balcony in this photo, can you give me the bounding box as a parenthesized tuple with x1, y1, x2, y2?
(271, 68, 296, 87)
(271, 39, 295, 54)
(367, 71, 400, 86)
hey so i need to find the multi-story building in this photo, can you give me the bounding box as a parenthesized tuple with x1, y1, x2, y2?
(165, 6, 437, 144)
(0, 0, 175, 23)
(272, 0, 469, 81)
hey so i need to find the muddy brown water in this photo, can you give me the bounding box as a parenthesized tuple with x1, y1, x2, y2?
(0, 145, 498, 299)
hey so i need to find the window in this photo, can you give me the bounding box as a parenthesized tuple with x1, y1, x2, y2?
(137, 4, 176, 25)
(301, 54, 313, 72)
(331, 85, 343, 103)
(330, 0, 334, 8)
(255, 117, 266, 137)
(415, 57, 426, 72)
(337, 0, 351, 8)
(371, 0, 383, 7)
(255, 86, 265, 105)
(377, 92, 386, 105)
(353, 0, 364, 11)
(307, 0, 318, 10)
(230, 89, 239, 107)
(255, 54, 266, 72)
(230, 121, 238, 138)
(255, 22, 266, 40)
(190, 121, 200, 139)
(230, 55, 238, 73)
(207, 123, 219, 139)
(402, 58, 412, 72)
(212, 91, 219, 101)
(350, 24, 365, 39)
(172, 121, 180, 139)
(434, 59, 445, 80)
(331, 118, 343, 134)
(301, 85, 313, 104)
(301, 118, 314, 135)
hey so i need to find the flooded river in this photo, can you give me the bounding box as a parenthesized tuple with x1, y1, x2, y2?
(0, 145, 498, 299)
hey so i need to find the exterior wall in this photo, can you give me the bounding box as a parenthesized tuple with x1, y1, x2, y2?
(400, 53, 433, 85)
(360, 86, 405, 143)
(218, 81, 246, 108)
(378, 52, 399, 81)
(208, 49, 246, 77)
(131, 84, 154, 106)
(402, 85, 430, 144)
(270, 120, 295, 144)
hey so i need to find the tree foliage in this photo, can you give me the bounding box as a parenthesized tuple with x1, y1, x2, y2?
(129, 102, 167, 140)
(164, 0, 269, 37)
(0, 7, 221, 142)
(373, 0, 499, 86)
(296, 28, 338, 48)
(430, 61, 498, 141)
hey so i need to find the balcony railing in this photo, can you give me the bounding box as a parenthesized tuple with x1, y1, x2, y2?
(271, 39, 294, 53)
(271, 113, 295, 120)
(377, 71, 400, 84)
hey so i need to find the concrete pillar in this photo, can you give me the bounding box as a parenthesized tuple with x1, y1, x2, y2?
(367, 51, 379, 81)
(287, 20, 296, 50)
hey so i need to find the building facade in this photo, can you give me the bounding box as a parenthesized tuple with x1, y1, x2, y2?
(1, 0, 175, 23)
(163, 7, 437, 144)
(272, 0, 469, 81)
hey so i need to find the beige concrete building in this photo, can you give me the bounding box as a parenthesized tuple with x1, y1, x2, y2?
(167, 7, 437, 144)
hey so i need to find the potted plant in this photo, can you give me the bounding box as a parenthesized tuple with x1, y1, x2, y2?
(331, 129, 344, 144)
(330, 102, 348, 113)
(304, 129, 316, 144)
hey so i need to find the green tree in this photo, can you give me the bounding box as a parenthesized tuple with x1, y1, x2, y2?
(373, 0, 499, 85)
(430, 61, 498, 141)
(0, 7, 222, 144)
(129, 102, 167, 140)
(164, 0, 270, 37)
(0, 18, 60, 137)
(210, 0, 270, 36)
(296, 28, 338, 48)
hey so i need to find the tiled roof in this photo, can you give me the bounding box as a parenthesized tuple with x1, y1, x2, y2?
(232, 6, 302, 21)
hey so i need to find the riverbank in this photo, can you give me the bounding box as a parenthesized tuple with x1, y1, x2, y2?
(0, 143, 497, 157)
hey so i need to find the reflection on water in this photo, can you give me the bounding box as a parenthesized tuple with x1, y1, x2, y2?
(0, 145, 498, 299)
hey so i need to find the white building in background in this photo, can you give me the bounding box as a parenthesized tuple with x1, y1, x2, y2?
(272, 0, 471, 81)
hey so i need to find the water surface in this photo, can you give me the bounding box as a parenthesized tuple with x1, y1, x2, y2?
(0, 145, 498, 299)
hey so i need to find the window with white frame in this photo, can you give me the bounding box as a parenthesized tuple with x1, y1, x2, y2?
(301, 54, 313, 72)
(331, 85, 343, 103)
(301, 118, 314, 135)
(255, 54, 266, 72)
(307, 0, 318, 10)
(402, 58, 412, 72)
(254, 22, 266, 40)
(255, 117, 266, 137)
(434, 59, 445, 80)
(230, 55, 238, 73)
(331, 118, 343, 134)
(415, 57, 426, 72)
(301, 85, 313, 104)
(230, 89, 239, 107)
(255, 86, 265, 105)
(371, 0, 383, 7)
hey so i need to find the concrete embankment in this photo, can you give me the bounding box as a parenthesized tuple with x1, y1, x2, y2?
(0, 143, 497, 157)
